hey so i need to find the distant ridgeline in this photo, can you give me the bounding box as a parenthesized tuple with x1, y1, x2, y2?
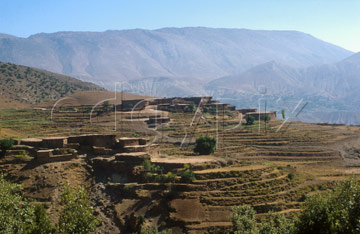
(0, 62, 103, 104)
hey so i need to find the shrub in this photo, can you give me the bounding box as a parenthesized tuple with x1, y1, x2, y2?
(230, 177, 360, 234)
(0, 138, 14, 157)
(246, 115, 255, 125)
(58, 183, 99, 234)
(180, 169, 195, 183)
(264, 114, 271, 122)
(194, 136, 216, 155)
(165, 172, 176, 183)
(0, 174, 57, 234)
(231, 205, 257, 234)
(296, 177, 360, 234)
(188, 104, 195, 112)
(258, 211, 293, 234)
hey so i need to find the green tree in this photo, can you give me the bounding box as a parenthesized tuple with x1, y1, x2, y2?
(258, 212, 293, 234)
(246, 115, 255, 125)
(264, 114, 270, 122)
(102, 101, 112, 113)
(180, 169, 195, 183)
(231, 205, 257, 234)
(0, 138, 14, 157)
(188, 104, 195, 112)
(0, 174, 56, 234)
(281, 109, 286, 120)
(58, 184, 99, 234)
(194, 136, 216, 155)
(295, 177, 360, 234)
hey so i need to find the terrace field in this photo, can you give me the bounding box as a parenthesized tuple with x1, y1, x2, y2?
(1, 104, 360, 233)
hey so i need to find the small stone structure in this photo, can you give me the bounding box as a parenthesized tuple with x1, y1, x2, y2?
(36, 149, 77, 163)
(17, 134, 155, 163)
(118, 99, 149, 111)
(146, 116, 170, 126)
(238, 108, 258, 114)
(42, 137, 68, 148)
(245, 111, 277, 121)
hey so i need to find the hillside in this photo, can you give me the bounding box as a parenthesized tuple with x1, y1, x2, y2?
(1, 102, 360, 233)
(39, 90, 152, 107)
(0, 28, 352, 89)
(0, 62, 103, 105)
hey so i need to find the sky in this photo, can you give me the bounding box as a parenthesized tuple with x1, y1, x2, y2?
(0, 0, 359, 52)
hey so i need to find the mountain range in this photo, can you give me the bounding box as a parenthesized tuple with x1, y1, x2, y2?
(1, 27, 360, 124)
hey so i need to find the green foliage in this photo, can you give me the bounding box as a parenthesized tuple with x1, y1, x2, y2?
(231, 205, 257, 234)
(246, 115, 255, 125)
(143, 159, 163, 174)
(143, 159, 152, 172)
(281, 109, 286, 119)
(287, 173, 295, 180)
(140, 226, 173, 234)
(0, 138, 14, 156)
(102, 101, 112, 113)
(230, 178, 360, 234)
(143, 160, 175, 183)
(296, 177, 360, 234)
(194, 136, 216, 155)
(58, 184, 99, 234)
(188, 104, 195, 113)
(0, 174, 56, 234)
(180, 169, 195, 183)
(258, 212, 293, 234)
(32, 205, 57, 234)
(264, 114, 270, 122)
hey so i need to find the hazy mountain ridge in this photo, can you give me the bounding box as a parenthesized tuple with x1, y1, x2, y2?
(205, 52, 360, 124)
(0, 27, 353, 89)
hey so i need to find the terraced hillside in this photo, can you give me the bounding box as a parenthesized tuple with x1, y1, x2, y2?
(1, 103, 360, 233)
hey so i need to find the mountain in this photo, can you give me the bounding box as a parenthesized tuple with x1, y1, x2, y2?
(0, 28, 353, 89)
(205, 52, 360, 124)
(0, 62, 103, 105)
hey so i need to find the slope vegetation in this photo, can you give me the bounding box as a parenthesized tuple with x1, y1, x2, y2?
(0, 62, 103, 104)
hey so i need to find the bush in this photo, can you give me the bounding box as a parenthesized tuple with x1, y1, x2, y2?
(180, 169, 195, 183)
(230, 177, 360, 234)
(194, 136, 216, 155)
(188, 104, 195, 112)
(231, 205, 257, 234)
(58, 183, 99, 234)
(296, 177, 360, 234)
(0, 174, 57, 234)
(264, 114, 271, 122)
(0, 138, 14, 157)
(258, 211, 293, 234)
(246, 115, 255, 125)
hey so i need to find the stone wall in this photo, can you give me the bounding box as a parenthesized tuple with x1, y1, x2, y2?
(238, 108, 258, 114)
(42, 137, 67, 148)
(245, 111, 277, 121)
(68, 134, 117, 148)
